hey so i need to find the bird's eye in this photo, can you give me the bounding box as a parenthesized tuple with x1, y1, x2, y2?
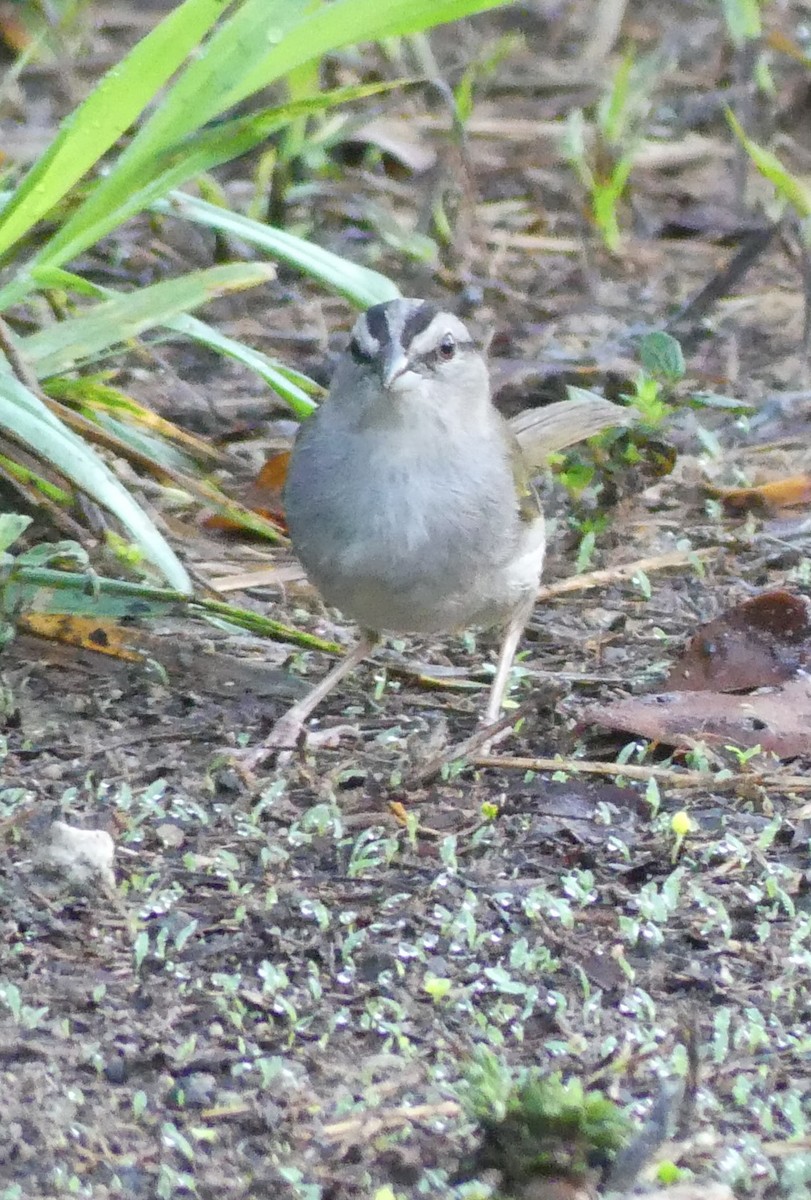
(438, 333, 456, 360)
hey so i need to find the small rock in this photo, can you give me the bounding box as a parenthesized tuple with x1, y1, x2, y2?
(181, 1072, 217, 1107)
(34, 821, 116, 895)
(104, 1055, 128, 1084)
(38, 762, 66, 782)
(155, 823, 185, 849)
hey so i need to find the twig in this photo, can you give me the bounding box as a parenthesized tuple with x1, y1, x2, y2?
(321, 1100, 461, 1141)
(0, 317, 283, 544)
(406, 698, 539, 785)
(0, 455, 88, 541)
(580, 0, 629, 63)
(668, 224, 778, 334)
(406, 690, 563, 786)
(0, 316, 42, 391)
(472, 753, 811, 792)
(535, 547, 717, 601)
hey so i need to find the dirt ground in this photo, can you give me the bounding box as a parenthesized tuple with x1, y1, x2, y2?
(3, 2, 811, 1197)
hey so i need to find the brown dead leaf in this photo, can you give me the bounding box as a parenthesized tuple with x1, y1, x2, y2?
(709, 474, 811, 515)
(342, 119, 436, 174)
(584, 673, 811, 757)
(204, 450, 290, 533)
(665, 590, 811, 691)
(511, 778, 645, 846)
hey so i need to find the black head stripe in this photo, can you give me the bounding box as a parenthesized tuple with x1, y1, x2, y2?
(401, 302, 442, 352)
(363, 302, 393, 348)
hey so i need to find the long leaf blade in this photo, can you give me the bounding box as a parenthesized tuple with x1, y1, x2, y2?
(0, 369, 191, 591)
(22, 263, 276, 377)
(155, 193, 400, 307)
(167, 313, 320, 417)
(224, 0, 513, 109)
(24, 81, 400, 290)
(0, 0, 230, 260)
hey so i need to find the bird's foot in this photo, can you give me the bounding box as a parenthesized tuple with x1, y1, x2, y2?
(229, 718, 361, 779)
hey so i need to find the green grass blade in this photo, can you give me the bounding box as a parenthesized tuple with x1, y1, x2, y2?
(727, 110, 811, 218)
(0, 369, 191, 591)
(22, 263, 275, 377)
(19, 81, 401, 294)
(166, 314, 321, 418)
(223, 0, 513, 109)
(155, 193, 401, 307)
(0, 0, 230, 260)
(21, 0, 301, 281)
(1, 567, 192, 620)
(122, 0, 307, 147)
(2, 565, 338, 650)
(27, 268, 320, 415)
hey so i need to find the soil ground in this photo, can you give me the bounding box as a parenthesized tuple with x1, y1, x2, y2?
(2, 3, 811, 1198)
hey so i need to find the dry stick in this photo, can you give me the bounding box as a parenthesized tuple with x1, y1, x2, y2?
(0, 318, 100, 539)
(321, 1100, 461, 1141)
(472, 753, 811, 793)
(535, 547, 717, 601)
(407, 696, 543, 786)
(779, 218, 811, 370)
(0, 318, 41, 392)
(580, 0, 629, 63)
(667, 224, 778, 335)
(0, 451, 89, 541)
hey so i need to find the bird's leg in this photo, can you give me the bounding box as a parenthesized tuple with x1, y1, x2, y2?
(235, 631, 380, 769)
(482, 594, 536, 733)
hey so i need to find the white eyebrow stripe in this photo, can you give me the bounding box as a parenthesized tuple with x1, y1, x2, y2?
(353, 316, 383, 356)
(407, 313, 473, 358)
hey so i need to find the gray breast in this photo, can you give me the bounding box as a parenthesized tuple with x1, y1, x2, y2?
(285, 407, 532, 634)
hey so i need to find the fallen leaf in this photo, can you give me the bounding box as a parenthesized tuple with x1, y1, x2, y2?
(204, 450, 289, 533)
(585, 673, 811, 757)
(20, 613, 143, 661)
(665, 590, 811, 691)
(511, 778, 645, 847)
(341, 118, 437, 174)
(709, 474, 811, 515)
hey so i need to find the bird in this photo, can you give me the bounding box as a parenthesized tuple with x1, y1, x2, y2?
(247, 298, 631, 760)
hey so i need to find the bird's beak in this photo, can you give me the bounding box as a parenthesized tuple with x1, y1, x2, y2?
(381, 346, 411, 390)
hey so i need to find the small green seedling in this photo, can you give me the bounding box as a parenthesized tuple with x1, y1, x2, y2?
(563, 50, 659, 251)
(670, 810, 694, 863)
(624, 330, 685, 429)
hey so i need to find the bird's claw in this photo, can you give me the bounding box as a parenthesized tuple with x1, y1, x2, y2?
(229, 719, 361, 778)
